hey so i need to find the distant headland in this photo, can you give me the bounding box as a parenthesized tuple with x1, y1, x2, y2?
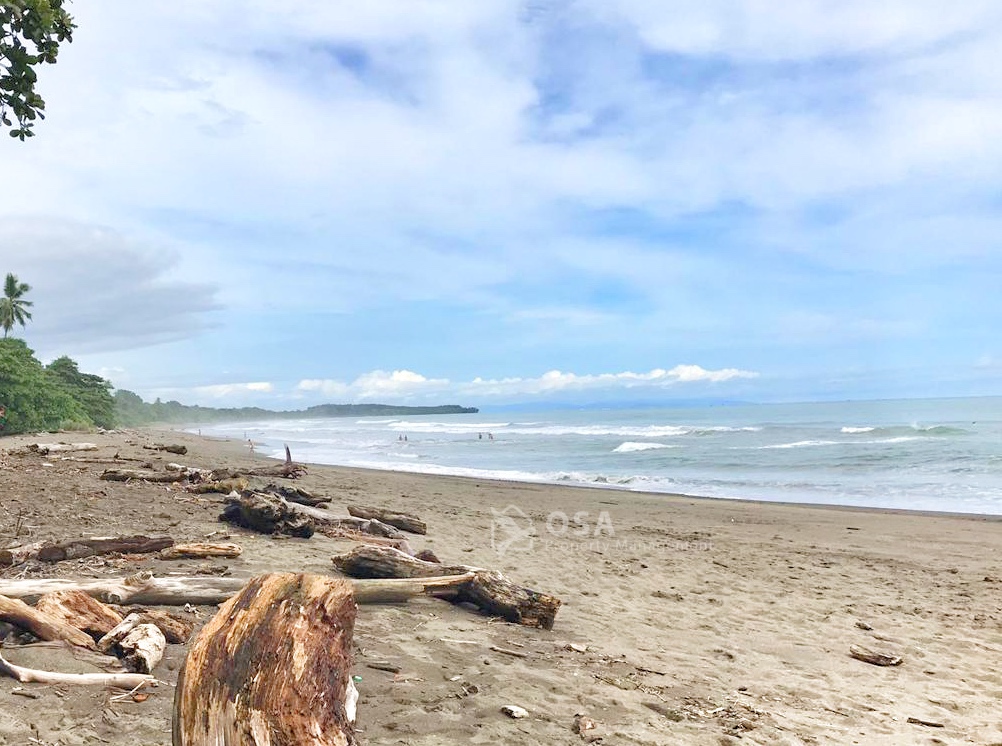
(114, 391, 478, 427)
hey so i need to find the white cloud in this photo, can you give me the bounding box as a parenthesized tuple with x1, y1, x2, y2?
(191, 382, 274, 399)
(0, 219, 220, 357)
(295, 364, 758, 404)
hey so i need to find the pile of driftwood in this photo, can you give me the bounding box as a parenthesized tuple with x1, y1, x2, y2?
(0, 443, 562, 744)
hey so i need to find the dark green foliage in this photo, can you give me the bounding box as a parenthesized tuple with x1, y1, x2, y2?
(46, 355, 116, 429)
(0, 338, 91, 433)
(0, 0, 75, 139)
(0, 272, 32, 337)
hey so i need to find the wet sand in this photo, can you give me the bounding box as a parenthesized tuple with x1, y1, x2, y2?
(1, 428, 1001, 745)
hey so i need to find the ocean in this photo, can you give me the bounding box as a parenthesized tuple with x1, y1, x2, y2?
(194, 396, 1002, 515)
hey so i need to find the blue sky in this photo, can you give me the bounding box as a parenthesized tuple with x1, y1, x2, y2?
(1, 1, 1001, 408)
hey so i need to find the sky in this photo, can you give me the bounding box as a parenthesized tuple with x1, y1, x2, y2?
(1, 0, 1001, 409)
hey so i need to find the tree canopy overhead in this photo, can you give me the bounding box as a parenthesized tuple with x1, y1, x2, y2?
(0, 0, 75, 139)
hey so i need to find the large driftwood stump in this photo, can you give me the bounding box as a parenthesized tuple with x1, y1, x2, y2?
(347, 505, 427, 534)
(173, 573, 357, 746)
(220, 493, 315, 538)
(332, 545, 562, 630)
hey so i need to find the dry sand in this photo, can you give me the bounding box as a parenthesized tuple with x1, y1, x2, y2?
(1, 428, 1001, 745)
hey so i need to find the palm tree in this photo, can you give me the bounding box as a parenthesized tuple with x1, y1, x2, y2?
(0, 273, 33, 337)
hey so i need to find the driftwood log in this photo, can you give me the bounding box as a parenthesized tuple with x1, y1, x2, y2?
(849, 644, 902, 666)
(0, 593, 96, 648)
(263, 483, 329, 507)
(220, 493, 315, 538)
(101, 468, 186, 483)
(116, 607, 196, 644)
(348, 505, 427, 534)
(160, 542, 243, 560)
(278, 498, 407, 539)
(0, 541, 47, 567)
(34, 590, 124, 640)
(0, 570, 477, 607)
(173, 573, 357, 746)
(332, 545, 562, 629)
(0, 651, 154, 689)
(188, 477, 249, 494)
(98, 615, 166, 673)
(144, 443, 188, 455)
(37, 535, 175, 562)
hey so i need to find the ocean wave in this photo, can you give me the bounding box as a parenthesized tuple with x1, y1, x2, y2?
(355, 418, 401, 424)
(612, 442, 678, 453)
(393, 421, 512, 433)
(758, 440, 839, 449)
(842, 424, 967, 437)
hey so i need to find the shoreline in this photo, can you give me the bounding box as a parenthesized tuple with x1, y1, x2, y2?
(192, 428, 1002, 523)
(2, 427, 1002, 743)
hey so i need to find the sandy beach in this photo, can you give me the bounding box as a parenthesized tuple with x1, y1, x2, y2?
(1, 427, 1001, 745)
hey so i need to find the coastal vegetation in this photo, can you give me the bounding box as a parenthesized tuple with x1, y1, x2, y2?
(0, 339, 475, 434)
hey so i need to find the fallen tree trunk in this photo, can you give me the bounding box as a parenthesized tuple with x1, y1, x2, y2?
(160, 542, 243, 560)
(348, 505, 427, 534)
(0, 593, 96, 648)
(36, 535, 174, 562)
(173, 573, 357, 746)
(332, 545, 562, 630)
(0, 570, 477, 607)
(0, 651, 154, 689)
(34, 590, 124, 640)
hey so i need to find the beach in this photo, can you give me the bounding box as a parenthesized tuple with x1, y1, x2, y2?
(1, 428, 1001, 745)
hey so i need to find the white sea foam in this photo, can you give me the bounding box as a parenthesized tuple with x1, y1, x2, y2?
(841, 426, 875, 434)
(613, 442, 678, 453)
(394, 421, 512, 432)
(758, 440, 839, 449)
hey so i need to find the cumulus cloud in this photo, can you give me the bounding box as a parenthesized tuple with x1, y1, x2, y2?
(294, 365, 758, 404)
